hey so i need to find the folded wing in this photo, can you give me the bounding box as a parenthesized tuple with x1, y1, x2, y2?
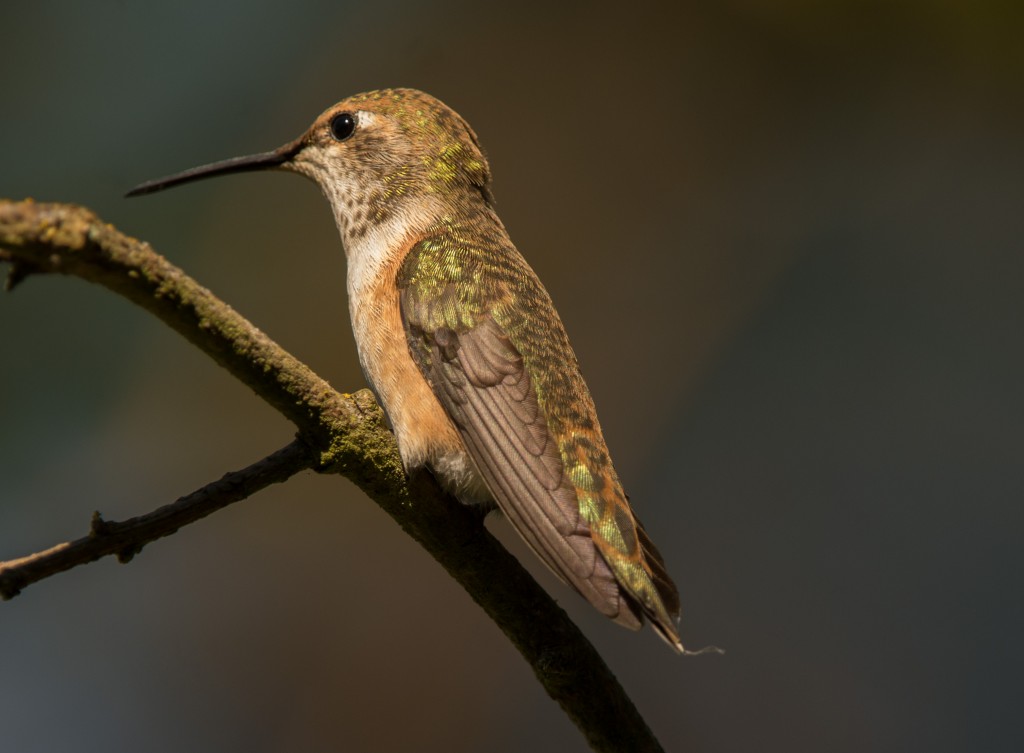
(402, 310, 643, 627)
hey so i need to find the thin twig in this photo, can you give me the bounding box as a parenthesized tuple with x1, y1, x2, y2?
(0, 439, 315, 600)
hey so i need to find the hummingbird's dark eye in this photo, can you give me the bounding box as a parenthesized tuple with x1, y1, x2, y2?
(330, 112, 356, 142)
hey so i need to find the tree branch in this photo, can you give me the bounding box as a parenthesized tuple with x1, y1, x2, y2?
(0, 439, 315, 599)
(0, 199, 667, 753)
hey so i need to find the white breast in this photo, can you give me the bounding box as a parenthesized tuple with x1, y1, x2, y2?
(335, 199, 490, 502)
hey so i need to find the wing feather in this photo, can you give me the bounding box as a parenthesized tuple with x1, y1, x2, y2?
(403, 308, 636, 623)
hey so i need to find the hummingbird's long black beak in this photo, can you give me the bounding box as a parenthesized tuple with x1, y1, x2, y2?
(125, 138, 303, 197)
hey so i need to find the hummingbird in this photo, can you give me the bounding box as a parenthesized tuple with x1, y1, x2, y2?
(128, 88, 698, 653)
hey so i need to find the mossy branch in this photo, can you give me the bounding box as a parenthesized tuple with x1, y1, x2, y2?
(0, 199, 667, 753)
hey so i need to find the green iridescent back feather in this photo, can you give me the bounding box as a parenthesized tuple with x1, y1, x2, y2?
(398, 211, 680, 632)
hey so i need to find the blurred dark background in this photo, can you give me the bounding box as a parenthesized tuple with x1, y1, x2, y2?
(3, 2, 1022, 751)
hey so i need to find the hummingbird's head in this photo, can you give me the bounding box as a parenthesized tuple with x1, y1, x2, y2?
(286, 88, 495, 243)
(128, 89, 493, 246)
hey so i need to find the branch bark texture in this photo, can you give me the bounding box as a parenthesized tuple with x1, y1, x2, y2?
(0, 199, 667, 753)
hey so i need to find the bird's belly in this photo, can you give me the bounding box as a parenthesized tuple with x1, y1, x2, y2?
(350, 266, 490, 503)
